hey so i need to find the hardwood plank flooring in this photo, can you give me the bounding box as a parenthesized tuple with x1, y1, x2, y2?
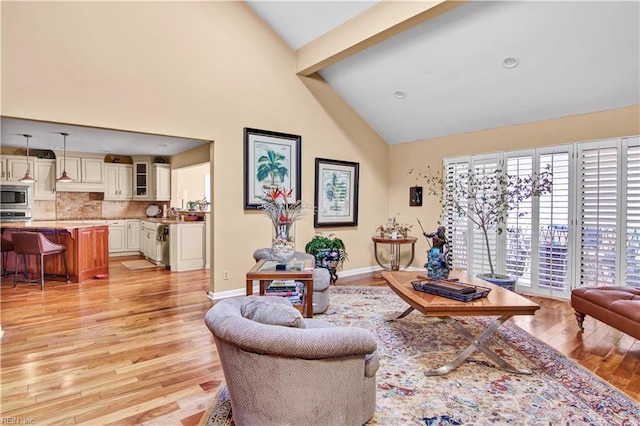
(1, 262, 638, 425)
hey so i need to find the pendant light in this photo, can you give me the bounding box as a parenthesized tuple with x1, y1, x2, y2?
(57, 132, 73, 182)
(19, 134, 36, 183)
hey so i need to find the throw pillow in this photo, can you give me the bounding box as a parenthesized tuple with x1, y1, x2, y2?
(240, 295, 306, 328)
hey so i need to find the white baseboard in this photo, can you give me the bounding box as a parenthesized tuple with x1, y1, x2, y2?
(109, 251, 142, 257)
(208, 283, 260, 301)
(338, 265, 422, 277)
(206, 266, 424, 300)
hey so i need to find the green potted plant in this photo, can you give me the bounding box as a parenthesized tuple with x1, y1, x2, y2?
(197, 197, 211, 212)
(411, 165, 552, 289)
(305, 233, 348, 283)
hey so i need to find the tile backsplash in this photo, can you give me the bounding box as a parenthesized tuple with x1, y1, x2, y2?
(56, 192, 104, 220)
(32, 193, 169, 221)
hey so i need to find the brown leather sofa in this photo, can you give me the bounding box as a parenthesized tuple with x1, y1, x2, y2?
(571, 286, 640, 340)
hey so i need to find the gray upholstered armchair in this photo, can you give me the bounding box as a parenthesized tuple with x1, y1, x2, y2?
(205, 296, 379, 426)
(252, 248, 331, 314)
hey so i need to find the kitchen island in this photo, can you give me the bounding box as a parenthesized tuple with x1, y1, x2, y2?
(1, 222, 109, 283)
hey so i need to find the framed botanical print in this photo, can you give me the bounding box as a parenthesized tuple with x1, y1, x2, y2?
(243, 127, 302, 209)
(314, 158, 359, 227)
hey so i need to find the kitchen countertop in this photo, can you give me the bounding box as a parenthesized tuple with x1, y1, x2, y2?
(145, 218, 205, 224)
(1, 216, 207, 228)
(0, 221, 109, 229)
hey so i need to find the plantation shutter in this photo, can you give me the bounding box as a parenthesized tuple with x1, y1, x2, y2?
(444, 159, 469, 271)
(624, 137, 640, 287)
(504, 154, 535, 286)
(537, 150, 571, 291)
(468, 156, 501, 277)
(578, 141, 619, 287)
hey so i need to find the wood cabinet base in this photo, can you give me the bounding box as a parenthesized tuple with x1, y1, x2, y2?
(1, 225, 109, 283)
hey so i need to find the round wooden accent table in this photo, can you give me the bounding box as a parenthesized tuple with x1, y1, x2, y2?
(371, 236, 418, 271)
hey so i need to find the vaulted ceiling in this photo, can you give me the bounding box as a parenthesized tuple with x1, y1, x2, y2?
(248, 0, 640, 144)
(2, 1, 637, 154)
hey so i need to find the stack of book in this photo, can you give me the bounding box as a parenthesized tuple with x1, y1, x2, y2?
(266, 280, 304, 305)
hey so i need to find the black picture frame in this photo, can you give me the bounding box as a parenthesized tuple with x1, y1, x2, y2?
(243, 127, 302, 210)
(410, 186, 423, 206)
(314, 158, 359, 227)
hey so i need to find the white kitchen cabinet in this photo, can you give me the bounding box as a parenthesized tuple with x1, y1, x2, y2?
(108, 219, 142, 256)
(205, 213, 210, 269)
(169, 222, 205, 271)
(81, 158, 104, 183)
(33, 159, 56, 200)
(133, 161, 149, 199)
(141, 221, 163, 264)
(108, 220, 126, 253)
(132, 157, 170, 201)
(58, 156, 81, 182)
(1, 155, 34, 182)
(55, 153, 105, 192)
(153, 164, 171, 201)
(126, 220, 141, 251)
(104, 164, 133, 200)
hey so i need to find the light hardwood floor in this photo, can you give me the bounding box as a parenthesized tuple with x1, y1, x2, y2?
(1, 258, 638, 425)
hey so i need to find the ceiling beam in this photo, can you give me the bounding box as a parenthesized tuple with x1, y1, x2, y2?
(296, 0, 466, 76)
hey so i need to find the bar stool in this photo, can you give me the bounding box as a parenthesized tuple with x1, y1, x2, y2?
(1, 237, 15, 277)
(12, 232, 70, 290)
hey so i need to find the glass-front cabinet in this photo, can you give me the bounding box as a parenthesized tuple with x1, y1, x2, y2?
(132, 156, 170, 201)
(134, 161, 149, 198)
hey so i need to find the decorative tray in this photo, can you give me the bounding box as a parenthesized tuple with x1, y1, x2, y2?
(411, 278, 491, 302)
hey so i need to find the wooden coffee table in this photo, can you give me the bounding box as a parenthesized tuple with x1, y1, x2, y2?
(246, 259, 314, 318)
(382, 271, 540, 376)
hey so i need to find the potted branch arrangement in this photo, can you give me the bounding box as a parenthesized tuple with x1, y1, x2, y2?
(305, 232, 348, 283)
(411, 164, 552, 290)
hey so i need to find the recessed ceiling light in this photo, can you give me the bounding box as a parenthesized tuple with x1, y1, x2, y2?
(502, 56, 519, 69)
(98, 150, 109, 153)
(394, 90, 407, 99)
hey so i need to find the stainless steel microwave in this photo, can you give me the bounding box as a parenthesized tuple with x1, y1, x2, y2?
(0, 184, 31, 210)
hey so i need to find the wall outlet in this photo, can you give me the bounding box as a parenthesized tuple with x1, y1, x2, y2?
(223, 270, 229, 280)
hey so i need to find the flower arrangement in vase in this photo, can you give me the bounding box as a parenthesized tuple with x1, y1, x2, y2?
(376, 216, 413, 238)
(259, 188, 304, 263)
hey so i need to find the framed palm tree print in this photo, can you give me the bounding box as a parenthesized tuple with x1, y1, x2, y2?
(314, 158, 359, 227)
(243, 127, 302, 209)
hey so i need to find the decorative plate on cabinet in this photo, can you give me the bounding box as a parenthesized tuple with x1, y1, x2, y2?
(145, 204, 160, 218)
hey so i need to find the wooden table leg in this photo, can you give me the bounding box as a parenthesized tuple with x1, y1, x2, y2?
(245, 278, 253, 296)
(304, 279, 313, 318)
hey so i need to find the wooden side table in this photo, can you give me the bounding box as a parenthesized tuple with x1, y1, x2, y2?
(372, 236, 418, 271)
(246, 258, 315, 318)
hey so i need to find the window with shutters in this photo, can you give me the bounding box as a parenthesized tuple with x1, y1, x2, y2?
(578, 141, 619, 287)
(624, 137, 640, 287)
(537, 150, 571, 292)
(467, 156, 501, 277)
(442, 135, 637, 297)
(444, 160, 469, 271)
(504, 154, 535, 286)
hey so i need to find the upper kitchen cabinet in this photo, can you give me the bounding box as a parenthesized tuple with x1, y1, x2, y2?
(33, 159, 56, 200)
(0, 154, 34, 182)
(132, 156, 170, 201)
(153, 164, 171, 201)
(104, 164, 133, 200)
(55, 152, 105, 192)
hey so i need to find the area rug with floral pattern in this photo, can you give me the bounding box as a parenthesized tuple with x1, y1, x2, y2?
(204, 286, 639, 425)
